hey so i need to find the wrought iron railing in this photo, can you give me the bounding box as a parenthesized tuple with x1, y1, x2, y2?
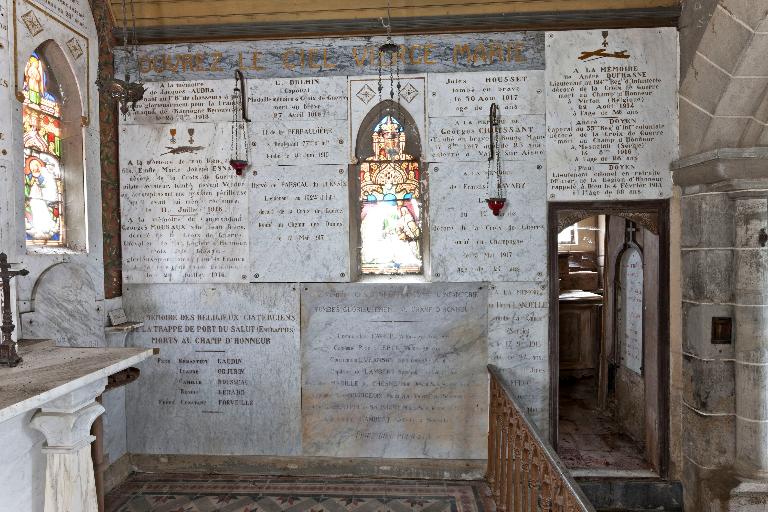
(487, 365, 595, 512)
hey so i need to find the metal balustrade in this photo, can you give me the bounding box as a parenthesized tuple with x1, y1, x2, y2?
(487, 365, 595, 512)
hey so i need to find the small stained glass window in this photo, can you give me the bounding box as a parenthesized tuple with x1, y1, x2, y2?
(359, 115, 422, 275)
(23, 52, 64, 246)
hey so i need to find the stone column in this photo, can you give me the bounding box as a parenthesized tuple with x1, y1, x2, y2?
(734, 193, 768, 480)
(30, 378, 107, 512)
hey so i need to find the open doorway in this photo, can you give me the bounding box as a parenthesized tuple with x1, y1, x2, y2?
(547, 201, 670, 477)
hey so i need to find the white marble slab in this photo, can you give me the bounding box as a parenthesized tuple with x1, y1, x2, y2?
(120, 123, 250, 284)
(21, 263, 105, 347)
(0, 340, 154, 424)
(349, 77, 426, 163)
(0, 35, 13, 160)
(28, 0, 91, 32)
(619, 246, 643, 374)
(249, 76, 348, 121)
(301, 283, 488, 459)
(427, 114, 544, 163)
(121, 80, 234, 125)
(249, 165, 350, 282)
(429, 160, 547, 282)
(0, 159, 23, 257)
(124, 283, 301, 455)
(545, 28, 677, 200)
(427, 70, 545, 117)
(488, 281, 549, 430)
(250, 118, 348, 166)
(0, 0, 8, 40)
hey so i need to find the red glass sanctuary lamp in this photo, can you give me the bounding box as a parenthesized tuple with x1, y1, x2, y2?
(230, 69, 251, 176)
(486, 102, 506, 216)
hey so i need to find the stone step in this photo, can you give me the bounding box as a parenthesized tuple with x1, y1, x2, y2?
(576, 478, 683, 512)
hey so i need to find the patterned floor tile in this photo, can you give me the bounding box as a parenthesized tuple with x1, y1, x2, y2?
(106, 474, 489, 512)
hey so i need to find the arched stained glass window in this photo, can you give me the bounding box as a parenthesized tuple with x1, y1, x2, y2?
(359, 114, 422, 275)
(23, 52, 64, 246)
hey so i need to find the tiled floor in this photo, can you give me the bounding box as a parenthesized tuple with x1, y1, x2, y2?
(106, 473, 493, 512)
(558, 378, 650, 471)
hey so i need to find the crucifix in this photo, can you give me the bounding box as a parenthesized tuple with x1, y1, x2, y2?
(0, 253, 28, 367)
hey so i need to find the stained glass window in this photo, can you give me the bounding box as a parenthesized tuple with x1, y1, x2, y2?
(23, 52, 64, 245)
(359, 115, 422, 275)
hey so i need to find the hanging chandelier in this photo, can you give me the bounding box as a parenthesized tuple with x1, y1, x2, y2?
(99, 0, 145, 116)
(486, 103, 506, 217)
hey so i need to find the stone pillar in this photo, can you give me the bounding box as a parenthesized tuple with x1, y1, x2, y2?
(734, 193, 768, 481)
(30, 378, 106, 512)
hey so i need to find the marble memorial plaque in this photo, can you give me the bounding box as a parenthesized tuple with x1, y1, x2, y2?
(250, 76, 347, 121)
(124, 283, 301, 455)
(302, 283, 488, 459)
(251, 119, 347, 165)
(249, 165, 350, 282)
(428, 115, 544, 163)
(122, 80, 234, 125)
(124, 32, 545, 81)
(0, 44, 12, 159)
(619, 246, 643, 374)
(427, 70, 545, 117)
(488, 282, 549, 429)
(28, 0, 90, 32)
(429, 160, 547, 282)
(545, 28, 677, 200)
(0, 0, 8, 40)
(120, 123, 249, 283)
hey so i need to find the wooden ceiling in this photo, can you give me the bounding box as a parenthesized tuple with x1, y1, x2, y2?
(106, 0, 680, 43)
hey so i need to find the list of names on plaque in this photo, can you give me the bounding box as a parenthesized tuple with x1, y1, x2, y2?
(429, 160, 547, 282)
(545, 28, 677, 200)
(427, 115, 544, 163)
(120, 124, 249, 283)
(249, 165, 350, 282)
(488, 281, 549, 428)
(427, 70, 544, 117)
(301, 283, 488, 459)
(124, 283, 301, 455)
(249, 77, 347, 121)
(250, 119, 348, 166)
(122, 80, 233, 125)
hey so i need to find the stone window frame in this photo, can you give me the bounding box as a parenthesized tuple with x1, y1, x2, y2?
(25, 40, 87, 255)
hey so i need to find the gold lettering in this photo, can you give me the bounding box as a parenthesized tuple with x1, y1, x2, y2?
(308, 48, 321, 69)
(423, 43, 436, 64)
(282, 48, 297, 70)
(164, 54, 179, 73)
(252, 51, 265, 70)
(210, 51, 223, 72)
(407, 44, 421, 65)
(453, 44, 471, 64)
(138, 56, 151, 74)
(322, 48, 336, 69)
(353, 47, 370, 67)
(513, 42, 526, 63)
(489, 42, 504, 64)
(179, 54, 194, 72)
(472, 44, 488, 65)
(194, 53, 205, 71)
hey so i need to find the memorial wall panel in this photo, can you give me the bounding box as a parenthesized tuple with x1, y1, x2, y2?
(429, 160, 547, 282)
(120, 123, 250, 283)
(545, 28, 677, 200)
(249, 165, 350, 282)
(124, 283, 301, 455)
(301, 283, 488, 459)
(488, 282, 549, 429)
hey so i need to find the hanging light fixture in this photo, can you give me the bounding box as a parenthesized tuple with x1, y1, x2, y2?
(98, 0, 145, 117)
(377, 0, 401, 109)
(486, 103, 506, 216)
(229, 69, 251, 176)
